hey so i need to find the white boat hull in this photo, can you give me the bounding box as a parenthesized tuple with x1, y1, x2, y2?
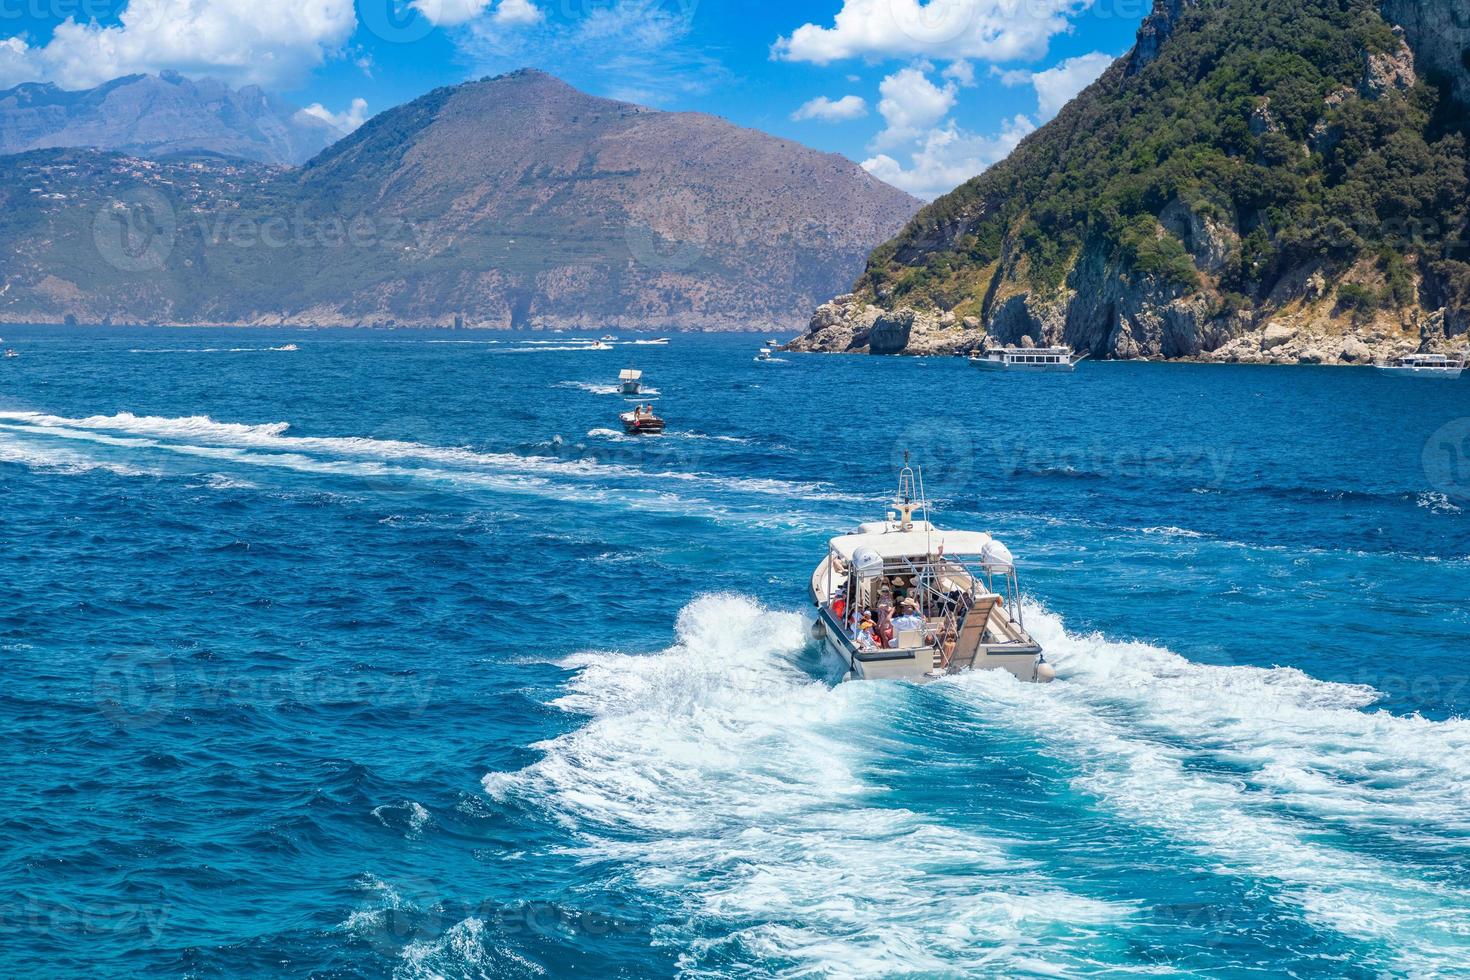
(971, 357, 1077, 373)
(1374, 365, 1464, 379)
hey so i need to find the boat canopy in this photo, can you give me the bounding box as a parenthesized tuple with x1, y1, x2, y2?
(619, 369, 642, 381)
(828, 527, 992, 562)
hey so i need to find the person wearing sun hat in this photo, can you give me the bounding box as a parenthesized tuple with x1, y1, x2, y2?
(892, 598, 924, 641)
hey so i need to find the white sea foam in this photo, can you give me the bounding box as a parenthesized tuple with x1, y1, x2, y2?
(0, 432, 156, 477)
(483, 594, 1134, 976)
(371, 800, 432, 839)
(939, 607, 1470, 974)
(0, 413, 848, 529)
(1418, 491, 1463, 515)
(0, 410, 855, 504)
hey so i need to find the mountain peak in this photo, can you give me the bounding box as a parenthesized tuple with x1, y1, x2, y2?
(0, 73, 342, 165)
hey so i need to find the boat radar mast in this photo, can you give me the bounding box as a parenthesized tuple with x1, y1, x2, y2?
(890, 451, 930, 531)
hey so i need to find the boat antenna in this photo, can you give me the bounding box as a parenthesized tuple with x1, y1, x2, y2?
(892, 451, 929, 533)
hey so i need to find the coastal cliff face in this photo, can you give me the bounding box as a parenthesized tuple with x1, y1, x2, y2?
(792, 0, 1470, 363)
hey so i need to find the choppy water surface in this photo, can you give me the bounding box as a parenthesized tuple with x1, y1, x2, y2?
(1, 326, 1468, 977)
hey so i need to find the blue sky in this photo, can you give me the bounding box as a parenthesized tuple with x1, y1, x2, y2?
(0, 0, 1148, 197)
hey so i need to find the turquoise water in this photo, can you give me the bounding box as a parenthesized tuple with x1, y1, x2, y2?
(1, 326, 1468, 977)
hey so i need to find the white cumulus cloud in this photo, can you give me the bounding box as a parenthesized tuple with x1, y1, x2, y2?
(412, 0, 541, 27)
(298, 97, 369, 133)
(873, 64, 956, 148)
(774, 0, 1091, 65)
(791, 94, 869, 122)
(0, 37, 37, 89)
(493, 0, 543, 24)
(864, 114, 1036, 199)
(0, 0, 355, 90)
(1000, 50, 1114, 119)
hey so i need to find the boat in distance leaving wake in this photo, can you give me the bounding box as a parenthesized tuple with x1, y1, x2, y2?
(810, 456, 1053, 683)
(969, 346, 1085, 372)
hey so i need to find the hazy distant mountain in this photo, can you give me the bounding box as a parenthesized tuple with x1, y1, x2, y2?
(0, 72, 344, 165)
(0, 69, 921, 331)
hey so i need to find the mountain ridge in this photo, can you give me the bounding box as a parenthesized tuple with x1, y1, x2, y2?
(0, 72, 344, 166)
(0, 69, 921, 331)
(791, 0, 1470, 364)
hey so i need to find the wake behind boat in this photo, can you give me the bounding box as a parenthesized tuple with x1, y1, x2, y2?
(810, 457, 1052, 683)
(970, 346, 1085, 372)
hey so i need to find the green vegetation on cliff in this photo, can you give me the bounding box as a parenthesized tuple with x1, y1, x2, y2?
(858, 0, 1470, 339)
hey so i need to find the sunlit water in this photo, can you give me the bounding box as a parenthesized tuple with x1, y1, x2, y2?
(1, 326, 1468, 977)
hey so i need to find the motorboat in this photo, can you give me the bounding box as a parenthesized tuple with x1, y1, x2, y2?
(640, 337, 670, 345)
(619, 368, 643, 395)
(601, 334, 618, 342)
(1374, 352, 1465, 378)
(620, 407, 665, 435)
(755, 347, 772, 362)
(3, 349, 17, 359)
(810, 456, 1052, 683)
(969, 346, 1085, 372)
(588, 341, 613, 351)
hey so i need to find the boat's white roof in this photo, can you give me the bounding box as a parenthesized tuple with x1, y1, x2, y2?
(619, 369, 642, 380)
(828, 523, 992, 560)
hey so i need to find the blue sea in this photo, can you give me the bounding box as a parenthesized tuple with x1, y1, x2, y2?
(2, 326, 1468, 978)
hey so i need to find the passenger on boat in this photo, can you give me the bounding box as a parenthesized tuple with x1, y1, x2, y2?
(873, 604, 894, 649)
(891, 599, 924, 645)
(855, 617, 879, 650)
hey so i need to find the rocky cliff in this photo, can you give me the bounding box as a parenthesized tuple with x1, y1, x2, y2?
(792, 0, 1470, 364)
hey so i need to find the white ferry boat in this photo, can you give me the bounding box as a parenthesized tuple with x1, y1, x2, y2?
(969, 346, 1085, 372)
(1373, 353, 1465, 378)
(810, 457, 1053, 683)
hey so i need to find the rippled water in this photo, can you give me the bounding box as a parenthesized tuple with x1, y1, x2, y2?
(2, 326, 1468, 977)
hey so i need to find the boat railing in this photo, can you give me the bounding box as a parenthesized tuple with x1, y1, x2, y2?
(825, 553, 1026, 640)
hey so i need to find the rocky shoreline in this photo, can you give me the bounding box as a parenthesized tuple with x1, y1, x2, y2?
(785, 293, 1465, 366)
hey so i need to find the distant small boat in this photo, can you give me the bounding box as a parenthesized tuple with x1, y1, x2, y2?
(588, 341, 613, 351)
(3, 349, 17, 359)
(768, 337, 782, 346)
(621, 407, 665, 434)
(755, 347, 772, 362)
(274, 344, 299, 352)
(969, 346, 1085, 372)
(601, 334, 617, 342)
(619, 367, 643, 395)
(641, 337, 670, 345)
(1374, 352, 1465, 378)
